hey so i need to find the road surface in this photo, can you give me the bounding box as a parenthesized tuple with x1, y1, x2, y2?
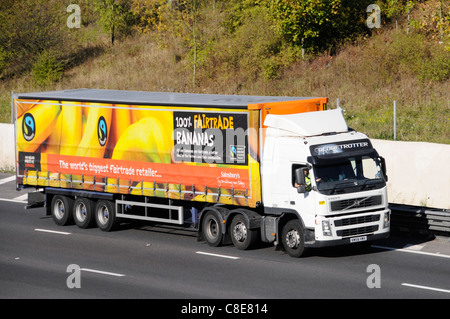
(1, 173, 449, 303)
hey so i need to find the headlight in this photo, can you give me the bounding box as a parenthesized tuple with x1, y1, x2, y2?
(383, 211, 390, 228)
(322, 220, 332, 236)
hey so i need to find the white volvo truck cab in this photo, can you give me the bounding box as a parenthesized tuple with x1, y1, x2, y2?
(261, 109, 390, 257)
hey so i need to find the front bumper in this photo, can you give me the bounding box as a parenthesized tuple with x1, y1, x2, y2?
(306, 208, 390, 248)
(305, 229, 390, 248)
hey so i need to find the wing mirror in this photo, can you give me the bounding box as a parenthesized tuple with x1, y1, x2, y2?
(379, 156, 388, 182)
(295, 168, 307, 193)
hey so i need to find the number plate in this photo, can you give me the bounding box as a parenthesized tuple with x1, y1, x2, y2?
(350, 236, 367, 243)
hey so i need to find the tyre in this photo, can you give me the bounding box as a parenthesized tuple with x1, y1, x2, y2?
(51, 195, 74, 226)
(281, 219, 306, 258)
(202, 211, 223, 247)
(230, 214, 258, 250)
(95, 200, 120, 231)
(73, 197, 95, 229)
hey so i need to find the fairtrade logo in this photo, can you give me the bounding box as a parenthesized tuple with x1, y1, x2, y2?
(97, 116, 107, 146)
(22, 113, 36, 141)
(230, 145, 237, 159)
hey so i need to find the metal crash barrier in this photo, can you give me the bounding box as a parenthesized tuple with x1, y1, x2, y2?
(390, 203, 450, 236)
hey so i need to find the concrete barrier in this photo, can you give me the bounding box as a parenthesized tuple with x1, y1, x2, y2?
(0, 123, 15, 172)
(1, 123, 448, 208)
(372, 139, 450, 209)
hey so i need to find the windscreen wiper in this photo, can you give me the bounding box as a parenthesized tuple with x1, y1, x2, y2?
(359, 179, 381, 190)
(329, 181, 358, 194)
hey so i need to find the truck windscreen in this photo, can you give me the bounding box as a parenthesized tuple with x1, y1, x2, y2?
(312, 155, 385, 195)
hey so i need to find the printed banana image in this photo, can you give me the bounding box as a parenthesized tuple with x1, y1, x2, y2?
(107, 106, 132, 155)
(60, 102, 83, 156)
(16, 101, 61, 153)
(15, 100, 39, 119)
(40, 112, 62, 154)
(131, 107, 173, 126)
(15, 96, 257, 207)
(76, 104, 112, 158)
(81, 105, 89, 136)
(112, 116, 173, 163)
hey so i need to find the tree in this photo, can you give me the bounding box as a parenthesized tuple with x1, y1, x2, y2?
(162, 0, 209, 87)
(269, 0, 372, 55)
(0, 0, 66, 78)
(131, 0, 168, 33)
(94, 0, 135, 45)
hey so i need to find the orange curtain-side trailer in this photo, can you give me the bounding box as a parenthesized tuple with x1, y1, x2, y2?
(14, 90, 326, 209)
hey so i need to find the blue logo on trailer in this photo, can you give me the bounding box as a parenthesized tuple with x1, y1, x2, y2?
(97, 116, 107, 146)
(22, 113, 36, 141)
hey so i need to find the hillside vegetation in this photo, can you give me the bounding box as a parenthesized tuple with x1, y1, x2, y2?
(1, 0, 449, 144)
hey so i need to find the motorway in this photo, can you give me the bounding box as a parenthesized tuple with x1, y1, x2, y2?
(1, 173, 449, 301)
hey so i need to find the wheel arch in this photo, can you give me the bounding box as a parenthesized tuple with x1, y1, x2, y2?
(227, 208, 262, 231)
(274, 209, 308, 246)
(198, 206, 230, 243)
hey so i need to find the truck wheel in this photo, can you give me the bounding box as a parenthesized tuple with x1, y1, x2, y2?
(281, 220, 305, 258)
(51, 195, 74, 226)
(95, 200, 119, 231)
(202, 212, 223, 247)
(73, 198, 95, 229)
(230, 214, 258, 250)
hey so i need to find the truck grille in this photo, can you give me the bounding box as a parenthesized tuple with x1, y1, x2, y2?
(334, 214, 380, 227)
(330, 195, 382, 212)
(336, 225, 379, 237)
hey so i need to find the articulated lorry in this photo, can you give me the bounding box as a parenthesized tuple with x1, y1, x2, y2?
(14, 89, 390, 257)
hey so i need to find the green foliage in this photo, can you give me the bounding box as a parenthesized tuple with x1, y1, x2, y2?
(1, 0, 448, 144)
(0, 47, 13, 78)
(420, 46, 450, 81)
(269, 0, 372, 53)
(94, 0, 137, 45)
(380, 0, 416, 19)
(31, 51, 64, 86)
(206, 2, 290, 82)
(383, 32, 450, 81)
(0, 0, 66, 79)
(131, 0, 168, 33)
(379, 0, 450, 41)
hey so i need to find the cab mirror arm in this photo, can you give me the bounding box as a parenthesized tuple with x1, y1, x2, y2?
(379, 156, 388, 182)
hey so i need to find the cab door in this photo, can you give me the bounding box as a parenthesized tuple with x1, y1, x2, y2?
(289, 163, 316, 227)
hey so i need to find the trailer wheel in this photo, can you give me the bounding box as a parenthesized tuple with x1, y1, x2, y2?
(51, 195, 74, 226)
(95, 200, 119, 232)
(73, 198, 95, 229)
(230, 214, 258, 250)
(281, 220, 305, 258)
(202, 212, 223, 247)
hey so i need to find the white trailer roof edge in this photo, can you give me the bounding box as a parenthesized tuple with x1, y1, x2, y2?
(15, 89, 324, 109)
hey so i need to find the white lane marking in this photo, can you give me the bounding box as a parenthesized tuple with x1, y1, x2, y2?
(13, 194, 28, 202)
(0, 176, 16, 185)
(196, 251, 240, 260)
(403, 244, 424, 251)
(402, 283, 450, 294)
(0, 198, 26, 204)
(34, 228, 71, 235)
(372, 245, 450, 259)
(81, 268, 126, 277)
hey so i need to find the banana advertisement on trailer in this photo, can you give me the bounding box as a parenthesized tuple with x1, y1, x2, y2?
(14, 99, 262, 207)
